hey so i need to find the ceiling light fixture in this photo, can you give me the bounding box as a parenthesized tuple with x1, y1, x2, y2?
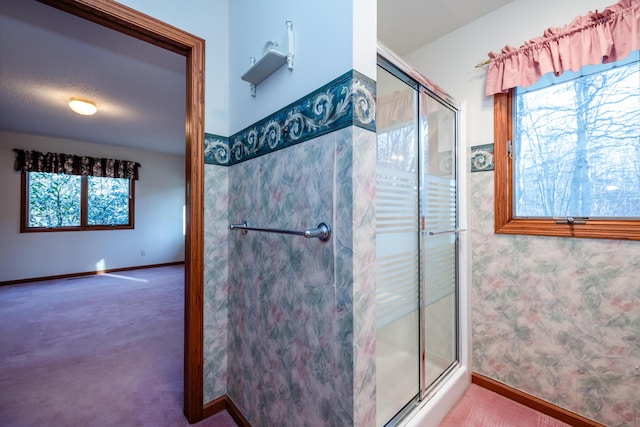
(68, 97, 97, 116)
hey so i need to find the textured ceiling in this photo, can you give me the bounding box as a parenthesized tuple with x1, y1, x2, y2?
(0, 0, 186, 156)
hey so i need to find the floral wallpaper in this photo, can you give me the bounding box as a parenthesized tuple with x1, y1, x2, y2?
(470, 171, 640, 427)
(203, 165, 229, 402)
(225, 127, 376, 426)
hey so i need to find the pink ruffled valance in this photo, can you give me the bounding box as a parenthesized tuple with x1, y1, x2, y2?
(376, 89, 415, 130)
(485, 0, 640, 96)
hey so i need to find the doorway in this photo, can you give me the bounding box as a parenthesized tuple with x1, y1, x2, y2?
(36, 0, 206, 422)
(375, 46, 467, 426)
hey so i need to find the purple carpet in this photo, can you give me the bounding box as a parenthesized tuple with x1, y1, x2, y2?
(0, 266, 236, 427)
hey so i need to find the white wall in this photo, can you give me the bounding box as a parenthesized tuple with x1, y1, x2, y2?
(0, 131, 185, 282)
(353, 0, 377, 80)
(118, 0, 230, 137)
(228, 0, 376, 134)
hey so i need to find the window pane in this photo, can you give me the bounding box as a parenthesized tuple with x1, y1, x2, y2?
(514, 58, 640, 218)
(28, 172, 81, 227)
(87, 176, 130, 225)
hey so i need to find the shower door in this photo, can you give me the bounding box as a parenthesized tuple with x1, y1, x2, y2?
(375, 59, 460, 427)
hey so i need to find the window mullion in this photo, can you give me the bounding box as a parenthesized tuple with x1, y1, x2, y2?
(81, 176, 88, 228)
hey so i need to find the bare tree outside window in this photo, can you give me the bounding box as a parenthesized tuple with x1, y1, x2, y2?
(514, 59, 640, 219)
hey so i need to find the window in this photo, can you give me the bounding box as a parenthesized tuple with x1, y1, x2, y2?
(495, 52, 640, 240)
(22, 172, 134, 232)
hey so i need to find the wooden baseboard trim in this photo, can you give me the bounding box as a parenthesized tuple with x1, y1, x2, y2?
(0, 261, 185, 286)
(203, 395, 251, 427)
(202, 395, 227, 419)
(472, 372, 606, 427)
(225, 396, 251, 427)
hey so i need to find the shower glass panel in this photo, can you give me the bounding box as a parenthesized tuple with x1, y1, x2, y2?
(375, 66, 420, 427)
(376, 59, 459, 427)
(420, 93, 458, 391)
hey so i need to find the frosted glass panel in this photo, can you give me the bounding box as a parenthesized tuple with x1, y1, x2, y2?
(375, 66, 419, 426)
(375, 63, 460, 426)
(421, 91, 458, 390)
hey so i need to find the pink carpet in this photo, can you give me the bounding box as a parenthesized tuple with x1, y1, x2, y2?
(439, 384, 571, 427)
(0, 266, 237, 427)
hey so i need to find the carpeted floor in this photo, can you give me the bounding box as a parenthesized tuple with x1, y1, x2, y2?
(439, 384, 571, 427)
(0, 266, 236, 427)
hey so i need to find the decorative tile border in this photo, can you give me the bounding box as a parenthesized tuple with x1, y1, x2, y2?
(470, 143, 494, 172)
(204, 70, 376, 166)
(204, 133, 230, 165)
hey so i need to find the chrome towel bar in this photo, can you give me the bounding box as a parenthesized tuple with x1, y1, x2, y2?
(424, 228, 466, 236)
(229, 221, 331, 241)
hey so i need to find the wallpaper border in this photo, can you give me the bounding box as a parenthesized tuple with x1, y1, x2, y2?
(470, 143, 494, 173)
(204, 70, 376, 166)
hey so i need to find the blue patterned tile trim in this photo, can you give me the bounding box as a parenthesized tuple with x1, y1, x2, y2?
(470, 143, 494, 172)
(204, 70, 376, 166)
(204, 133, 230, 166)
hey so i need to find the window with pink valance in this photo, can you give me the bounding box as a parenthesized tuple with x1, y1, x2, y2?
(485, 0, 640, 96)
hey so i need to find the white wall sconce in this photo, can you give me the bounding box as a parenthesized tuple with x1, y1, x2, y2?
(69, 97, 97, 116)
(241, 20, 295, 97)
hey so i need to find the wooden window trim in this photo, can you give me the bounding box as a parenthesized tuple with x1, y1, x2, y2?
(20, 171, 135, 232)
(494, 90, 640, 241)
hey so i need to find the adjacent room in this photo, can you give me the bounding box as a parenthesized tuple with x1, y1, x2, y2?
(0, 0, 192, 425)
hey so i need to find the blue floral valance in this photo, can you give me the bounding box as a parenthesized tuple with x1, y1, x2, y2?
(13, 149, 141, 180)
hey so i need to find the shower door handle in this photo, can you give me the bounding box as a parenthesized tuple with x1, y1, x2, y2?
(424, 229, 466, 236)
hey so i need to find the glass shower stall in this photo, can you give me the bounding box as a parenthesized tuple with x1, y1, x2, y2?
(375, 44, 469, 427)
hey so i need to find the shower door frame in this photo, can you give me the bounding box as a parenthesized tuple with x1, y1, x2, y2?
(377, 42, 471, 427)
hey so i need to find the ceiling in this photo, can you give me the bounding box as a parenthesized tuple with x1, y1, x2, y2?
(378, 0, 514, 55)
(0, 0, 186, 156)
(0, 0, 512, 156)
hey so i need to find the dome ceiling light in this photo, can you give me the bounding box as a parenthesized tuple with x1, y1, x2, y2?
(68, 97, 97, 116)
